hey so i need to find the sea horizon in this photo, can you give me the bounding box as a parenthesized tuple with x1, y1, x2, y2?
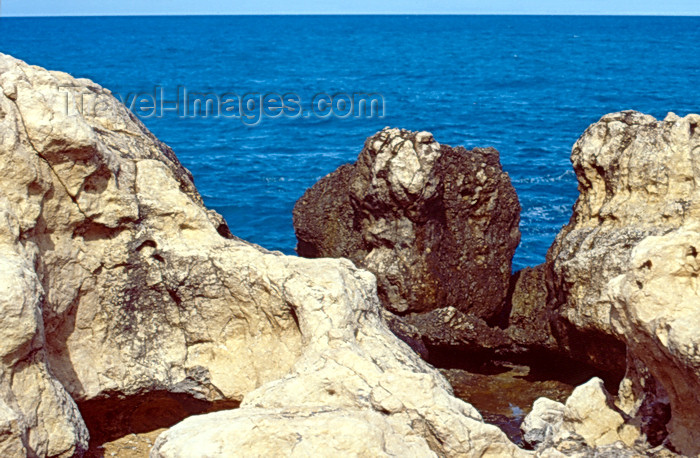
(2, 14, 698, 268)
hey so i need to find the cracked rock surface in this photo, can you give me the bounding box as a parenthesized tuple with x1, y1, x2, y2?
(0, 52, 528, 456)
(0, 51, 311, 453)
(293, 127, 521, 350)
(152, 260, 526, 457)
(510, 111, 700, 455)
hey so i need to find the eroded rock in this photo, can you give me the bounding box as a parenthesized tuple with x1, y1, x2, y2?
(293, 127, 521, 350)
(609, 228, 700, 456)
(523, 378, 644, 457)
(509, 111, 700, 454)
(152, 260, 527, 457)
(541, 111, 700, 371)
(0, 53, 306, 449)
(0, 52, 532, 457)
(521, 397, 565, 448)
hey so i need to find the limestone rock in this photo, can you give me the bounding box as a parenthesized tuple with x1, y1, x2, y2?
(543, 111, 700, 371)
(0, 200, 89, 456)
(0, 52, 530, 457)
(0, 52, 307, 449)
(508, 112, 700, 453)
(0, 399, 27, 457)
(152, 257, 527, 457)
(397, 306, 513, 354)
(521, 397, 565, 448)
(293, 127, 521, 320)
(524, 379, 645, 457)
(559, 378, 640, 449)
(151, 408, 439, 457)
(608, 229, 700, 456)
(504, 265, 555, 350)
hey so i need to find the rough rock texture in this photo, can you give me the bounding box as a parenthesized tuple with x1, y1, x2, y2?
(522, 378, 643, 457)
(510, 111, 700, 455)
(504, 265, 555, 351)
(558, 378, 639, 448)
(0, 52, 317, 447)
(293, 127, 521, 321)
(542, 111, 700, 371)
(0, 53, 531, 457)
(0, 51, 320, 451)
(609, 228, 700, 456)
(398, 306, 513, 355)
(521, 397, 565, 448)
(152, 261, 526, 457)
(0, 201, 88, 456)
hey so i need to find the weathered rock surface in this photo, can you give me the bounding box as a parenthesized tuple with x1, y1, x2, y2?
(609, 228, 700, 456)
(538, 111, 700, 370)
(152, 260, 526, 457)
(510, 111, 700, 455)
(0, 201, 88, 456)
(558, 378, 639, 449)
(504, 265, 554, 351)
(0, 52, 316, 449)
(521, 397, 565, 448)
(0, 53, 532, 457)
(293, 127, 521, 322)
(522, 378, 643, 456)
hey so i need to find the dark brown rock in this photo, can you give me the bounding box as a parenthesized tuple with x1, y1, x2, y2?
(294, 127, 521, 323)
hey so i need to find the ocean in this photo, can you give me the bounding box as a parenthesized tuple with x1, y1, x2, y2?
(1, 15, 698, 269)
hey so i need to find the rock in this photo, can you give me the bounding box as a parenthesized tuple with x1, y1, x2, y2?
(0, 200, 89, 456)
(152, 259, 527, 457)
(524, 379, 646, 457)
(608, 228, 700, 456)
(0, 398, 28, 457)
(0, 52, 528, 457)
(504, 265, 555, 350)
(537, 111, 700, 372)
(558, 378, 640, 449)
(151, 408, 440, 457)
(521, 397, 565, 448)
(293, 127, 521, 321)
(397, 306, 513, 354)
(0, 51, 309, 448)
(508, 112, 700, 453)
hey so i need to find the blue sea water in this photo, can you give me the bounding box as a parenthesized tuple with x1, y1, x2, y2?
(1, 15, 699, 269)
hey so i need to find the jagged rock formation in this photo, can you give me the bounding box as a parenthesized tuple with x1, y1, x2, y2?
(521, 397, 565, 448)
(522, 378, 642, 456)
(0, 53, 531, 456)
(510, 111, 700, 455)
(540, 111, 700, 372)
(293, 128, 521, 350)
(3, 50, 698, 456)
(0, 201, 88, 456)
(609, 228, 700, 455)
(0, 51, 315, 429)
(152, 258, 526, 457)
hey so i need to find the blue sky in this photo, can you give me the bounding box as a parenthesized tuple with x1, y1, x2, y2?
(3, 0, 700, 16)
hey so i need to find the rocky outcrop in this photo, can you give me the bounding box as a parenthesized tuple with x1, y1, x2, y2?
(0, 53, 533, 456)
(521, 397, 565, 448)
(609, 228, 700, 456)
(509, 111, 700, 454)
(0, 203, 88, 456)
(152, 258, 526, 457)
(0, 51, 311, 451)
(522, 378, 642, 455)
(539, 111, 700, 370)
(293, 128, 521, 350)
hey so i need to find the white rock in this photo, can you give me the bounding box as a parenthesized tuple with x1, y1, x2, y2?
(521, 397, 565, 448)
(608, 229, 700, 455)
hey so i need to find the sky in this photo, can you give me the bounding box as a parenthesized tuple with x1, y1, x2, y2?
(2, 0, 700, 17)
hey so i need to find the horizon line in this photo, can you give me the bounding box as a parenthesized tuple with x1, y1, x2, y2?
(2, 13, 700, 18)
